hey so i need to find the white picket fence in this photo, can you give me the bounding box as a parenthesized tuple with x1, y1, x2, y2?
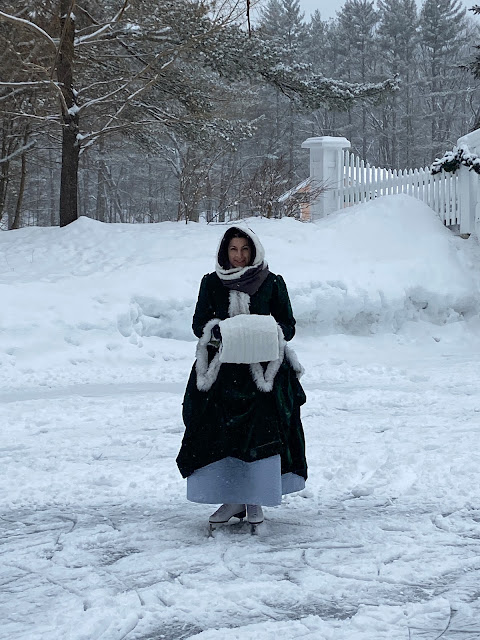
(301, 134, 480, 234)
(338, 149, 460, 227)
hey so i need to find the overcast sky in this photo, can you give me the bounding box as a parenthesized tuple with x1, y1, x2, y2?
(298, 0, 345, 20)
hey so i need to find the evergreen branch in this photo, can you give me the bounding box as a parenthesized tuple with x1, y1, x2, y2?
(99, 72, 161, 128)
(431, 144, 480, 175)
(79, 120, 163, 151)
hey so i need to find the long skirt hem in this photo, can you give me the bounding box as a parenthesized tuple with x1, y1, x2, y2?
(186, 454, 305, 506)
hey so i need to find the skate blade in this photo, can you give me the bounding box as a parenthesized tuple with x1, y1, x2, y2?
(249, 521, 264, 535)
(208, 516, 246, 536)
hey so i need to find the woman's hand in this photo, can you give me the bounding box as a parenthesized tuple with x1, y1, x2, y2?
(208, 323, 222, 349)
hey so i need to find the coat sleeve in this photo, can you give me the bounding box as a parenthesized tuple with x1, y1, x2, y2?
(270, 275, 296, 341)
(192, 275, 215, 338)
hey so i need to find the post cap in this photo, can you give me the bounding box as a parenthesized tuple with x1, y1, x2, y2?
(301, 136, 351, 150)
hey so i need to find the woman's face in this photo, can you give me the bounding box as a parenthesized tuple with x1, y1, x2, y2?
(228, 237, 252, 268)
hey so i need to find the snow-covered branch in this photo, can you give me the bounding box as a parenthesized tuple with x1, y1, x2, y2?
(0, 80, 69, 128)
(76, 79, 122, 95)
(78, 120, 162, 153)
(74, 0, 129, 45)
(0, 139, 36, 165)
(77, 78, 132, 113)
(101, 74, 160, 129)
(136, 102, 184, 124)
(0, 10, 57, 50)
(1, 111, 62, 125)
(79, 47, 174, 116)
(0, 81, 54, 89)
(0, 88, 28, 104)
(209, 0, 247, 25)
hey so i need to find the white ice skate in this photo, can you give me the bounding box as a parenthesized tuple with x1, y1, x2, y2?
(208, 503, 246, 534)
(246, 504, 264, 534)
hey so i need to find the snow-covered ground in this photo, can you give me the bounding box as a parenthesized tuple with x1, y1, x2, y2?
(2, 194, 480, 639)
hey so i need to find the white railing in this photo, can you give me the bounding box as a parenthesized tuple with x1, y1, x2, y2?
(301, 134, 480, 234)
(338, 149, 460, 227)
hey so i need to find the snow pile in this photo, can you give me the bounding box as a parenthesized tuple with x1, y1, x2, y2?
(0, 194, 479, 389)
(287, 195, 479, 334)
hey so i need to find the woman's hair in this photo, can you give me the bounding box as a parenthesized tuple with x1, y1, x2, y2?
(217, 227, 256, 269)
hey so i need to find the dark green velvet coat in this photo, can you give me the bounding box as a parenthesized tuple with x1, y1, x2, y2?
(176, 272, 307, 480)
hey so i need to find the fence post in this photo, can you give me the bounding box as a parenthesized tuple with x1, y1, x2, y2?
(456, 130, 480, 235)
(457, 167, 473, 234)
(301, 136, 351, 220)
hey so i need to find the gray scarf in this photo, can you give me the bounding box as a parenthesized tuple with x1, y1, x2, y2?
(217, 263, 270, 296)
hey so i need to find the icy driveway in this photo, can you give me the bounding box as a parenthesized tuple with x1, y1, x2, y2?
(2, 348, 480, 640)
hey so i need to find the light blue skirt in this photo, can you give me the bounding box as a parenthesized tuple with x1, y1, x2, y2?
(186, 454, 305, 506)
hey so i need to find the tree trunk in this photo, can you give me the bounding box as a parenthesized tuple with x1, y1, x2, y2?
(10, 133, 28, 230)
(205, 175, 213, 222)
(288, 101, 294, 182)
(0, 160, 10, 224)
(59, 117, 79, 226)
(148, 161, 154, 222)
(96, 161, 107, 222)
(0, 120, 12, 223)
(49, 146, 57, 225)
(405, 66, 413, 167)
(57, 0, 79, 227)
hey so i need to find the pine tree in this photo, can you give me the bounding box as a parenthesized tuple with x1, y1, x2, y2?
(303, 10, 335, 137)
(376, 0, 419, 167)
(259, 0, 308, 180)
(336, 0, 378, 160)
(468, 5, 480, 80)
(261, 0, 307, 63)
(419, 0, 470, 161)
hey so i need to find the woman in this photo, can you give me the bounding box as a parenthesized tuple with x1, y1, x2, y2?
(176, 226, 307, 532)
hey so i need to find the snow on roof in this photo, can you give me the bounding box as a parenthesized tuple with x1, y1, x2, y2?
(278, 177, 311, 203)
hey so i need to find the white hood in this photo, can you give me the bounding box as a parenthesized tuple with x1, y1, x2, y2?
(215, 226, 267, 281)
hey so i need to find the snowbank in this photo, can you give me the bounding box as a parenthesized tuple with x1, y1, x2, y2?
(287, 195, 480, 334)
(0, 194, 479, 388)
